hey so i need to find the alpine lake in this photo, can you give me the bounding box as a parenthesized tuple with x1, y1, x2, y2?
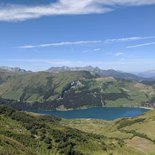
(30, 107, 149, 120)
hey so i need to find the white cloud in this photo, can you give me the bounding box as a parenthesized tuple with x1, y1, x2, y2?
(93, 48, 101, 51)
(127, 42, 155, 48)
(115, 52, 124, 56)
(82, 48, 101, 53)
(1, 0, 155, 21)
(19, 40, 102, 49)
(19, 36, 155, 49)
(105, 36, 155, 43)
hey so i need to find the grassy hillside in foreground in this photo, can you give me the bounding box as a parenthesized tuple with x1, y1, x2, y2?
(0, 70, 155, 110)
(0, 105, 148, 155)
(1, 105, 152, 155)
(61, 110, 155, 155)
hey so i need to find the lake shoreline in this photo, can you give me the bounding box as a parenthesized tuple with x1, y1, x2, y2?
(54, 105, 154, 112)
(28, 105, 154, 112)
(29, 107, 150, 120)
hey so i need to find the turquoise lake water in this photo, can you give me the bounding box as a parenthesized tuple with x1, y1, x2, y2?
(30, 107, 149, 120)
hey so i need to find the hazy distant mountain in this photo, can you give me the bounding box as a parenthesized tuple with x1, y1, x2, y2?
(47, 66, 98, 73)
(47, 66, 144, 81)
(0, 65, 149, 81)
(138, 70, 155, 79)
(0, 66, 31, 73)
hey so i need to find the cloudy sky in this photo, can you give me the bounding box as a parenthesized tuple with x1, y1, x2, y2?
(0, 0, 155, 72)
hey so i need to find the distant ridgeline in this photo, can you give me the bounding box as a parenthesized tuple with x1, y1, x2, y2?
(0, 66, 155, 110)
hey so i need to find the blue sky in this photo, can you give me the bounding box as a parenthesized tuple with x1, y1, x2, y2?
(0, 0, 155, 72)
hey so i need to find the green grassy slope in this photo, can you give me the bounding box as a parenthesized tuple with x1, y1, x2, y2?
(0, 105, 146, 155)
(61, 110, 155, 155)
(0, 71, 155, 110)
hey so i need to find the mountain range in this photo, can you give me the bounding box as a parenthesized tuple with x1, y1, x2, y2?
(0, 66, 155, 110)
(137, 70, 155, 79)
(0, 66, 30, 73)
(47, 66, 146, 81)
(2, 65, 155, 80)
(1, 66, 155, 155)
